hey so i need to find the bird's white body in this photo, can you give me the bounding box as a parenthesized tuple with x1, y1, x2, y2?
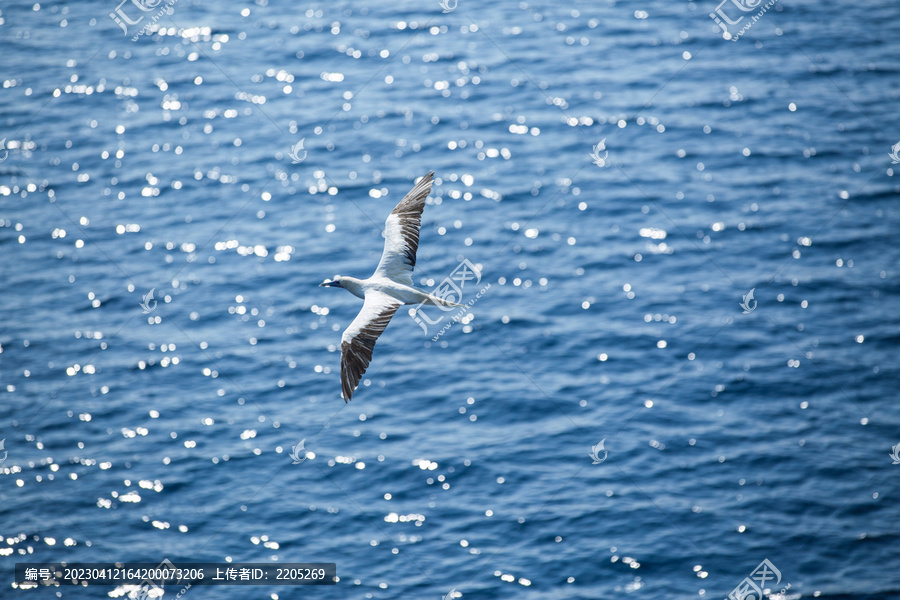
(319, 172, 463, 401)
(337, 275, 456, 307)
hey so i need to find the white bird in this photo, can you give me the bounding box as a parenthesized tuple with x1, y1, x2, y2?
(320, 171, 463, 402)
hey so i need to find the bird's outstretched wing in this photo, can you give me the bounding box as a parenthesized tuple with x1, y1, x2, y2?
(373, 171, 434, 286)
(340, 291, 404, 402)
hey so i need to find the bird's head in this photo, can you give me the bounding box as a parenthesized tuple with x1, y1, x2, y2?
(319, 276, 343, 288)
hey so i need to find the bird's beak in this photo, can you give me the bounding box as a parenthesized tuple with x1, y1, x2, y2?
(319, 280, 339, 287)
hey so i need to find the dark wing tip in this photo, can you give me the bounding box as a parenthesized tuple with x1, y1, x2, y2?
(340, 334, 379, 403)
(383, 172, 435, 271)
(339, 302, 401, 402)
(390, 172, 434, 215)
(340, 340, 360, 402)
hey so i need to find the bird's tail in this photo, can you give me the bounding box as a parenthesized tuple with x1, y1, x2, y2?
(423, 295, 466, 309)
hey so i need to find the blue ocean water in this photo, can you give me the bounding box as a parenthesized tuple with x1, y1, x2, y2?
(1, 0, 899, 598)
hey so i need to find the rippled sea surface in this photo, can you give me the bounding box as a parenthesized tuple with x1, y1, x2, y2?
(2, 0, 899, 598)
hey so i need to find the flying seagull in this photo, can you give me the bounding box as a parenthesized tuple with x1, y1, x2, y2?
(320, 171, 463, 402)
